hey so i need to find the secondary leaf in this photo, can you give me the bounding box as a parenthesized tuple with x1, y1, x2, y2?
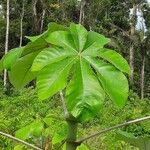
(85, 57, 128, 107)
(37, 57, 76, 100)
(9, 51, 40, 89)
(66, 59, 105, 122)
(3, 47, 24, 70)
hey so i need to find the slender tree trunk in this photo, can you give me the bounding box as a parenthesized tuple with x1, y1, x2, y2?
(32, 0, 38, 34)
(4, 0, 10, 87)
(140, 55, 145, 99)
(19, 1, 25, 47)
(79, 0, 86, 24)
(40, 9, 45, 34)
(129, 3, 137, 86)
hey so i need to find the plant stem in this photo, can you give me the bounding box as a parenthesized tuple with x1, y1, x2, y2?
(77, 116, 150, 144)
(66, 119, 78, 150)
(0, 131, 42, 150)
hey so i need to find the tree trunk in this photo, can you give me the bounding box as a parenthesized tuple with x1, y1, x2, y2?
(129, 3, 137, 86)
(40, 9, 45, 34)
(140, 55, 145, 99)
(32, 0, 38, 34)
(79, 0, 86, 24)
(4, 0, 10, 87)
(19, 1, 25, 47)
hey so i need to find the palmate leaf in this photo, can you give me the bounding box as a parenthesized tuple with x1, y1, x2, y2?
(37, 23, 129, 121)
(0, 23, 130, 122)
(66, 59, 105, 122)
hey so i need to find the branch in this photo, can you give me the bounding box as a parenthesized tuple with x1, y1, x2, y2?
(77, 116, 150, 144)
(0, 131, 42, 150)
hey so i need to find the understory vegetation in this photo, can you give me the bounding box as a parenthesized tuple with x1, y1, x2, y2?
(0, 86, 150, 149)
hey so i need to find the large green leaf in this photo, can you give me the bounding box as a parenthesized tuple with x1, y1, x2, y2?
(3, 47, 24, 70)
(85, 57, 128, 107)
(69, 23, 87, 52)
(32, 47, 75, 71)
(83, 48, 130, 74)
(66, 59, 105, 122)
(37, 57, 76, 100)
(9, 51, 40, 88)
(83, 31, 110, 51)
(46, 31, 77, 53)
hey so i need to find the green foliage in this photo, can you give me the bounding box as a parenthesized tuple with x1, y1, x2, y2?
(0, 87, 149, 149)
(0, 23, 130, 123)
